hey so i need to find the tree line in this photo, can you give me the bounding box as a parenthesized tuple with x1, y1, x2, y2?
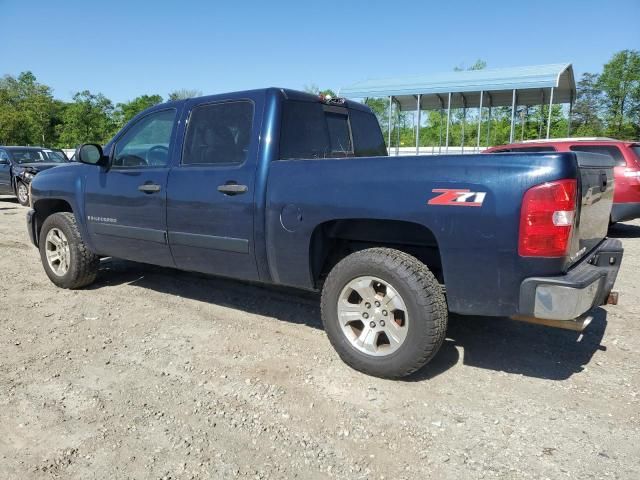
(1, 50, 638, 150)
(0, 76, 201, 148)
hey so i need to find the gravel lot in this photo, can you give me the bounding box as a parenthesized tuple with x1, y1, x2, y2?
(1, 195, 639, 479)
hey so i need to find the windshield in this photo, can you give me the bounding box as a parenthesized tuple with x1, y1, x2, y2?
(11, 149, 67, 164)
(44, 150, 68, 162)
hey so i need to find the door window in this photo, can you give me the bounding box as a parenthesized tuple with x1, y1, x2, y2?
(0, 150, 9, 162)
(182, 101, 254, 165)
(569, 145, 625, 166)
(113, 109, 176, 167)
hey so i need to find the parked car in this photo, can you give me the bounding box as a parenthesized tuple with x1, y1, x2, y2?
(484, 138, 640, 223)
(26, 89, 623, 378)
(0, 146, 70, 206)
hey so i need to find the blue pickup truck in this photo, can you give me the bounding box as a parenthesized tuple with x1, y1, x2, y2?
(26, 88, 623, 378)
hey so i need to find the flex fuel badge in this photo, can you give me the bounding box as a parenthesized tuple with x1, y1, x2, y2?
(428, 188, 486, 207)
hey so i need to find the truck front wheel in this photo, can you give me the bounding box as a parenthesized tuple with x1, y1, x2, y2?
(321, 248, 447, 379)
(16, 181, 29, 206)
(39, 212, 100, 289)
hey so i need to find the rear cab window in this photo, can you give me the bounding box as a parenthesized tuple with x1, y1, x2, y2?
(569, 145, 626, 166)
(279, 100, 386, 160)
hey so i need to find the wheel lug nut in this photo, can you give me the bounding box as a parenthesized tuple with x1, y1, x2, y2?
(382, 310, 388, 316)
(375, 301, 381, 307)
(365, 302, 371, 309)
(369, 321, 376, 328)
(363, 312, 369, 319)
(380, 320, 385, 327)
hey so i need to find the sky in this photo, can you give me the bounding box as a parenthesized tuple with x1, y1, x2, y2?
(1, 0, 639, 104)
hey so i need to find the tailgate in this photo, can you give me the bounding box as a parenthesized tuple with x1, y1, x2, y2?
(570, 152, 616, 264)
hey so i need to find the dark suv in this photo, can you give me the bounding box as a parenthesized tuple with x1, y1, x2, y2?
(0, 146, 69, 206)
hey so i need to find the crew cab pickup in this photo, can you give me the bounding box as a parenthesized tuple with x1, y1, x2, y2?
(26, 88, 623, 378)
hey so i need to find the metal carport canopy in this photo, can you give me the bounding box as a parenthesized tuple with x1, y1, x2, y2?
(339, 63, 575, 111)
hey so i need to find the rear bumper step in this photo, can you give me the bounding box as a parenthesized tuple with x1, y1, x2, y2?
(511, 314, 593, 332)
(516, 238, 623, 323)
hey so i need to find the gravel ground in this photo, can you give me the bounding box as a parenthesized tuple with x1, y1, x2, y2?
(1, 195, 639, 479)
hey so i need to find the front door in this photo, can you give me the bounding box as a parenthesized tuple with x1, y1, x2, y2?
(0, 150, 12, 195)
(84, 108, 178, 266)
(166, 98, 259, 280)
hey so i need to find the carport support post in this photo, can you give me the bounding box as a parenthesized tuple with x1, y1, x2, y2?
(437, 95, 444, 154)
(538, 91, 545, 139)
(445, 92, 452, 153)
(387, 96, 393, 150)
(486, 93, 493, 147)
(395, 99, 400, 156)
(415, 95, 422, 154)
(546, 87, 555, 139)
(461, 94, 467, 154)
(567, 91, 573, 136)
(476, 90, 484, 152)
(509, 89, 517, 144)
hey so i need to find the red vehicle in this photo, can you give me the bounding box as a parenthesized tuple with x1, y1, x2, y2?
(484, 138, 640, 223)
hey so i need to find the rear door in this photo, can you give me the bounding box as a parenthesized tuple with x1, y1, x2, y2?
(166, 97, 260, 280)
(84, 108, 178, 266)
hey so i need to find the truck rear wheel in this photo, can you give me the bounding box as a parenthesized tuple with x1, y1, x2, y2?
(39, 212, 99, 289)
(321, 248, 447, 379)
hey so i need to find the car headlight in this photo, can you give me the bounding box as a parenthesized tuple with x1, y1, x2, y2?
(24, 171, 34, 180)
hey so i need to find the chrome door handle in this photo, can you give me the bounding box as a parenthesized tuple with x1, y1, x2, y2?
(217, 183, 248, 195)
(138, 183, 161, 193)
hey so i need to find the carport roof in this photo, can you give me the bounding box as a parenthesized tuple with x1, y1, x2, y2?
(339, 63, 575, 111)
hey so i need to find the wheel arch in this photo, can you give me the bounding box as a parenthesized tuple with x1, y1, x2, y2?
(309, 218, 444, 289)
(31, 198, 74, 247)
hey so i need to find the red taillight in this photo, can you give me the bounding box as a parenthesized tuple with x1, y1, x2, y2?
(518, 179, 577, 257)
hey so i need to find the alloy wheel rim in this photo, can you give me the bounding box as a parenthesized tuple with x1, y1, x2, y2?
(337, 276, 409, 356)
(45, 228, 71, 276)
(17, 184, 28, 203)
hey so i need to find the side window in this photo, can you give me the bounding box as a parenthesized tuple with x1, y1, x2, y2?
(0, 150, 9, 162)
(495, 146, 556, 153)
(182, 101, 253, 165)
(113, 109, 176, 168)
(569, 145, 625, 166)
(514, 146, 557, 152)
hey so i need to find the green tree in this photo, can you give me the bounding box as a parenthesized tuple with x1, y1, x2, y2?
(598, 49, 640, 139)
(572, 73, 604, 136)
(303, 84, 337, 98)
(168, 89, 202, 101)
(115, 94, 163, 127)
(0, 71, 57, 146)
(57, 90, 116, 147)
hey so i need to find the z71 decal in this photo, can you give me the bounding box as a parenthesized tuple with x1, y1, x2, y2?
(428, 189, 486, 207)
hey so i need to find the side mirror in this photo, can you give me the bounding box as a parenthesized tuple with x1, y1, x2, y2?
(77, 144, 106, 166)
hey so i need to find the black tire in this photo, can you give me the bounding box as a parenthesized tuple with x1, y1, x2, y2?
(39, 212, 99, 289)
(16, 181, 29, 206)
(321, 248, 447, 379)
